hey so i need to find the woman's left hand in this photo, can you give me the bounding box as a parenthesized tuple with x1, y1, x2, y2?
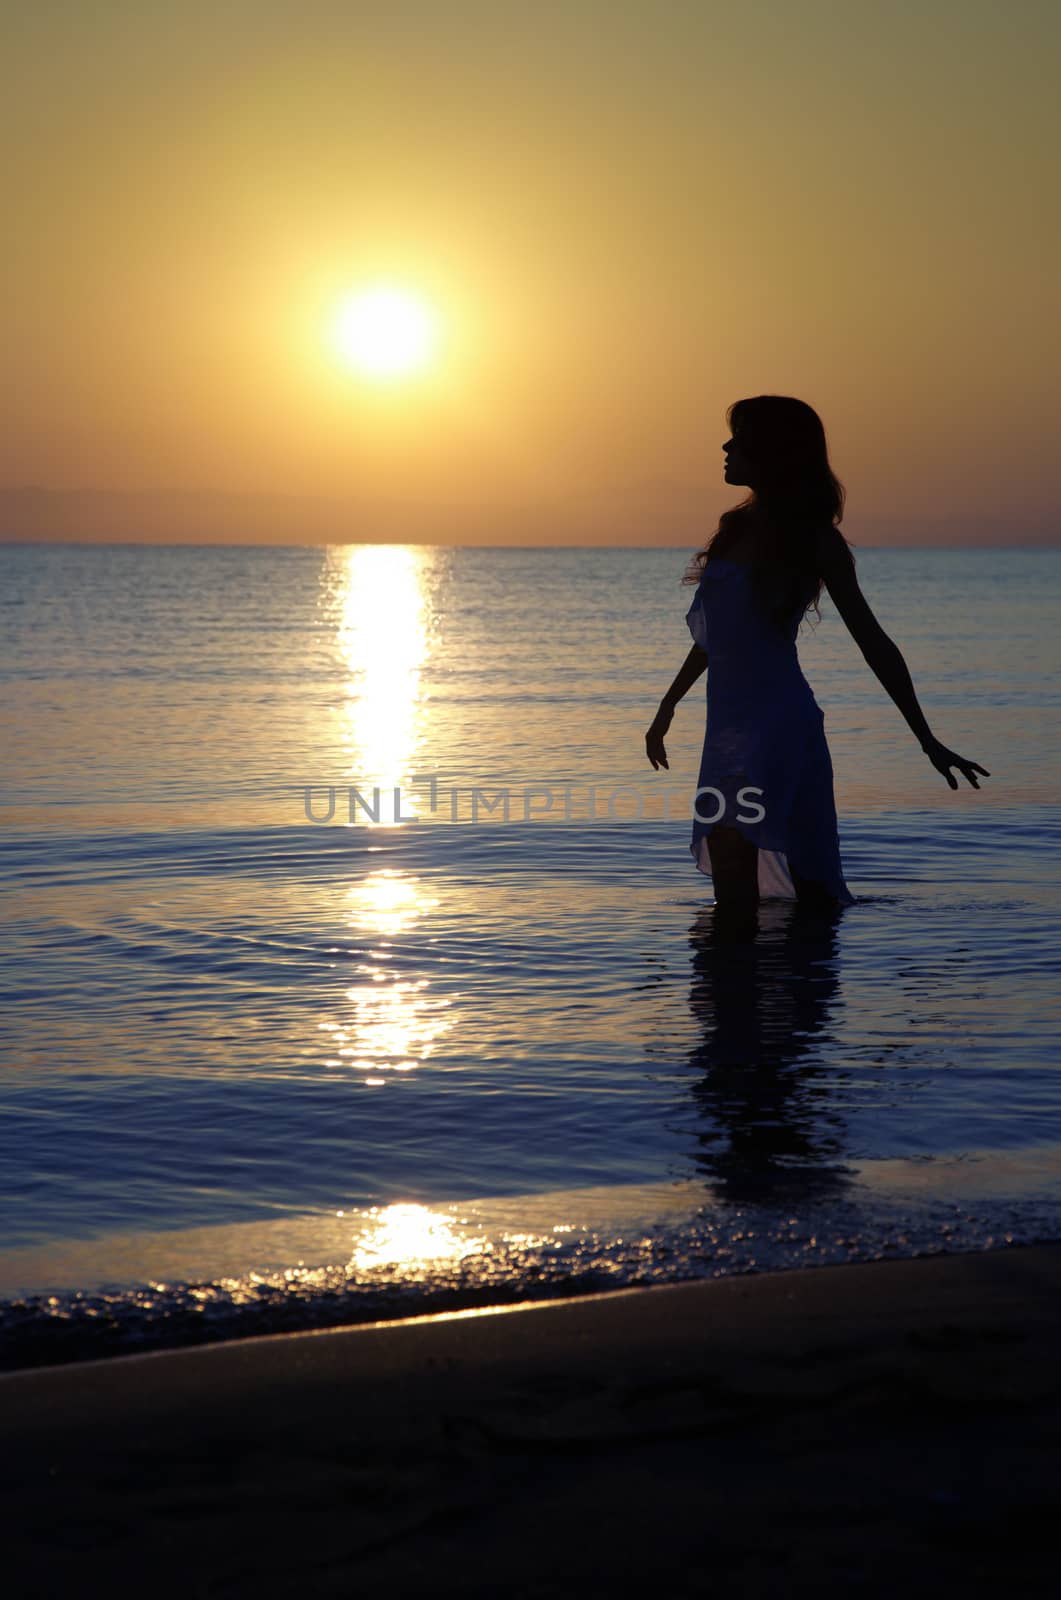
(646, 706, 673, 770)
(922, 737, 990, 790)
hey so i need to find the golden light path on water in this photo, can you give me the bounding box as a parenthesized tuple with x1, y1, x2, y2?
(313, 547, 456, 1089)
(0, 1182, 691, 1301)
(330, 543, 433, 810)
(316, 868, 455, 1084)
(307, 551, 579, 1289)
(313, 552, 558, 1280)
(345, 1202, 491, 1274)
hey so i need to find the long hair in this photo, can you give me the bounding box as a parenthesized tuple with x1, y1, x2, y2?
(683, 395, 855, 631)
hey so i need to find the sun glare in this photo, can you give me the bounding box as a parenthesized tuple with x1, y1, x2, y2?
(331, 285, 438, 380)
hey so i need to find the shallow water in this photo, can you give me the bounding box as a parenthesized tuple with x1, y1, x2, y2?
(1, 542, 1059, 1367)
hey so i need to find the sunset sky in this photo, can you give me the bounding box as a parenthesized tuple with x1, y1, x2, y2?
(5, 0, 1060, 545)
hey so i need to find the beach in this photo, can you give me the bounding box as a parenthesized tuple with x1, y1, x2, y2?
(4, 1242, 1060, 1597)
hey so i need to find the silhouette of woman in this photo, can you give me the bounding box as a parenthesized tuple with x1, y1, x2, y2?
(645, 395, 989, 913)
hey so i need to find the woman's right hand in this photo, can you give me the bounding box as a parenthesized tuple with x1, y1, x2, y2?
(646, 704, 673, 770)
(922, 736, 990, 790)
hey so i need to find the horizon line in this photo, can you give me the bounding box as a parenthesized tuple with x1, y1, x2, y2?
(3, 536, 1060, 552)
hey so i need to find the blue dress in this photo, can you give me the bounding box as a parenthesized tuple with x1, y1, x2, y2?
(685, 556, 856, 906)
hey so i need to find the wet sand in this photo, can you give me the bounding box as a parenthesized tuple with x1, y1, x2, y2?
(3, 1244, 1061, 1597)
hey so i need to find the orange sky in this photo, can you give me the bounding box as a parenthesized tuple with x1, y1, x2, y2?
(4, 1, 1060, 545)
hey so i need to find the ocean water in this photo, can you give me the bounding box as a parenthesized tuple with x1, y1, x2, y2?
(1, 540, 1059, 1368)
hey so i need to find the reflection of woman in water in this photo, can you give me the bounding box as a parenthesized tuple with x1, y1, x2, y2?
(686, 901, 851, 1203)
(646, 395, 989, 913)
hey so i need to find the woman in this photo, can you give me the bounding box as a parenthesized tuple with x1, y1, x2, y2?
(645, 395, 989, 912)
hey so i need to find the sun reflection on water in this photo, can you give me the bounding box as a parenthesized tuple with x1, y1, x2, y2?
(349, 868, 439, 936)
(316, 869, 455, 1082)
(327, 544, 434, 813)
(348, 1203, 490, 1274)
(313, 552, 451, 1082)
(317, 974, 454, 1077)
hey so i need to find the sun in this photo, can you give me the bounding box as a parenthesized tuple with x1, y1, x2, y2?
(331, 285, 438, 380)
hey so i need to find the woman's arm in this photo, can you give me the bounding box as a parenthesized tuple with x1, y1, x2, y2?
(646, 643, 708, 770)
(816, 529, 990, 791)
(661, 643, 709, 713)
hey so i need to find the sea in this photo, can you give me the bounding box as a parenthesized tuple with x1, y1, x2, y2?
(1, 540, 1059, 1369)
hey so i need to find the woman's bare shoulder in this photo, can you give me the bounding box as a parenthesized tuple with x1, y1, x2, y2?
(813, 523, 856, 573)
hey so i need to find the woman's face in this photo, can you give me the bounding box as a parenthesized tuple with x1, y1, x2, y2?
(722, 433, 755, 487)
